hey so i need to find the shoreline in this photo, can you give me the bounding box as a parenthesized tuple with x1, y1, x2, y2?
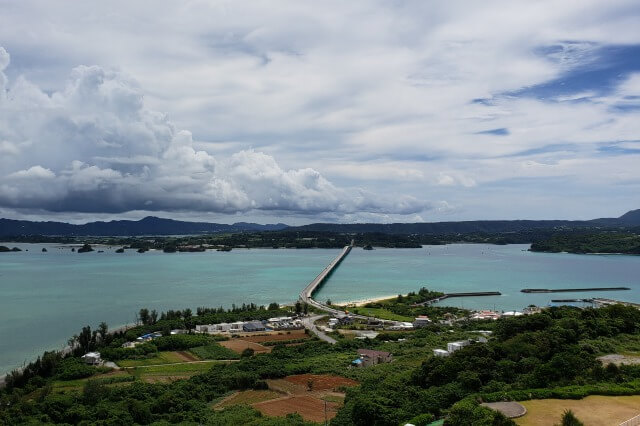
(335, 294, 398, 307)
(1, 321, 137, 386)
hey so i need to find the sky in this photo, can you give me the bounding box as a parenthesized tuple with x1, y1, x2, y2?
(1, 1, 639, 225)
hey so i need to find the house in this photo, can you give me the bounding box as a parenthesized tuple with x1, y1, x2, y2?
(501, 311, 524, 317)
(243, 321, 266, 332)
(433, 349, 450, 357)
(413, 316, 431, 328)
(230, 321, 245, 331)
(353, 349, 393, 367)
(523, 306, 542, 315)
(170, 329, 188, 335)
(81, 352, 102, 365)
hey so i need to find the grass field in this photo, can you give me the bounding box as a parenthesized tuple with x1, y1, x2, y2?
(130, 361, 220, 383)
(189, 343, 240, 360)
(52, 370, 134, 393)
(117, 351, 199, 367)
(516, 395, 640, 426)
(349, 307, 414, 322)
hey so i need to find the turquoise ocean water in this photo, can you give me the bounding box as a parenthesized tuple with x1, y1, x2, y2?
(1, 243, 639, 374)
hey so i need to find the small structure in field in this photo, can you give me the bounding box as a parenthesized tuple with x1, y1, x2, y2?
(355, 331, 379, 340)
(447, 340, 471, 353)
(352, 349, 393, 367)
(433, 349, 450, 357)
(81, 352, 102, 365)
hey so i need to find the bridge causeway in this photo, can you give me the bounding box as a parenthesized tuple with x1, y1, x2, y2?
(299, 240, 353, 315)
(299, 241, 402, 333)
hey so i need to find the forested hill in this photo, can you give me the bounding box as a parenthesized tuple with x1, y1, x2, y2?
(0, 216, 288, 237)
(1, 209, 638, 237)
(291, 209, 640, 235)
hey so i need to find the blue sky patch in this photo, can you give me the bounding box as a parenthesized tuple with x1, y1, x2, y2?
(476, 128, 509, 136)
(509, 44, 640, 100)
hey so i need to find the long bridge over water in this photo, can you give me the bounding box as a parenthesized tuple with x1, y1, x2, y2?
(299, 241, 402, 329)
(299, 241, 354, 316)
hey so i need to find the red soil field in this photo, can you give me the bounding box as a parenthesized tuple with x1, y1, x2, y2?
(242, 331, 309, 343)
(283, 374, 358, 391)
(253, 395, 340, 422)
(219, 339, 271, 354)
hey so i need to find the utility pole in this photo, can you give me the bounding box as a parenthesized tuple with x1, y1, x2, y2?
(324, 400, 328, 426)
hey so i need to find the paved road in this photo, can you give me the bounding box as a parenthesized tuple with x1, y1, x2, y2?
(302, 315, 337, 344)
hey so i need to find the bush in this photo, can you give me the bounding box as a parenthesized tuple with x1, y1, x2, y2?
(408, 413, 436, 426)
(154, 334, 210, 350)
(55, 358, 96, 381)
(559, 410, 584, 426)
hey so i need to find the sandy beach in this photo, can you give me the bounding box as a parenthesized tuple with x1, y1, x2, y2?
(336, 295, 397, 307)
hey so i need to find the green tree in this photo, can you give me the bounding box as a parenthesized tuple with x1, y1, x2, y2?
(138, 308, 150, 325)
(558, 410, 584, 426)
(97, 322, 108, 343)
(83, 379, 107, 405)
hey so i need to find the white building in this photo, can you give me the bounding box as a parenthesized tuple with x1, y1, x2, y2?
(230, 321, 244, 331)
(433, 349, 450, 357)
(501, 311, 524, 317)
(81, 352, 102, 365)
(447, 340, 470, 353)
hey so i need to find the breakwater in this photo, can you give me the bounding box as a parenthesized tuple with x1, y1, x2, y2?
(521, 287, 630, 293)
(417, 291, 502, 306)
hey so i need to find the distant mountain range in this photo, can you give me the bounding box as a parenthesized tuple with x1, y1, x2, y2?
(0, 216, 288, 237)
(0, 210, 638, 237)
(290, 209, 640, 234)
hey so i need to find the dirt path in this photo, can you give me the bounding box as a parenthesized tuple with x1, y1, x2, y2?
(175, 351, 199, 362)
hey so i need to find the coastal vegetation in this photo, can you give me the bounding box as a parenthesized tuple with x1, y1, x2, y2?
(530, 231, 640, 254)
(3, 302, 640, 424)
(346, 288, 468, 322)
(6, 227, 640, 253)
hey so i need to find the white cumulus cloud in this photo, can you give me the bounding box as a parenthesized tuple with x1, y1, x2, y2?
(0, 48, 430, 217)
